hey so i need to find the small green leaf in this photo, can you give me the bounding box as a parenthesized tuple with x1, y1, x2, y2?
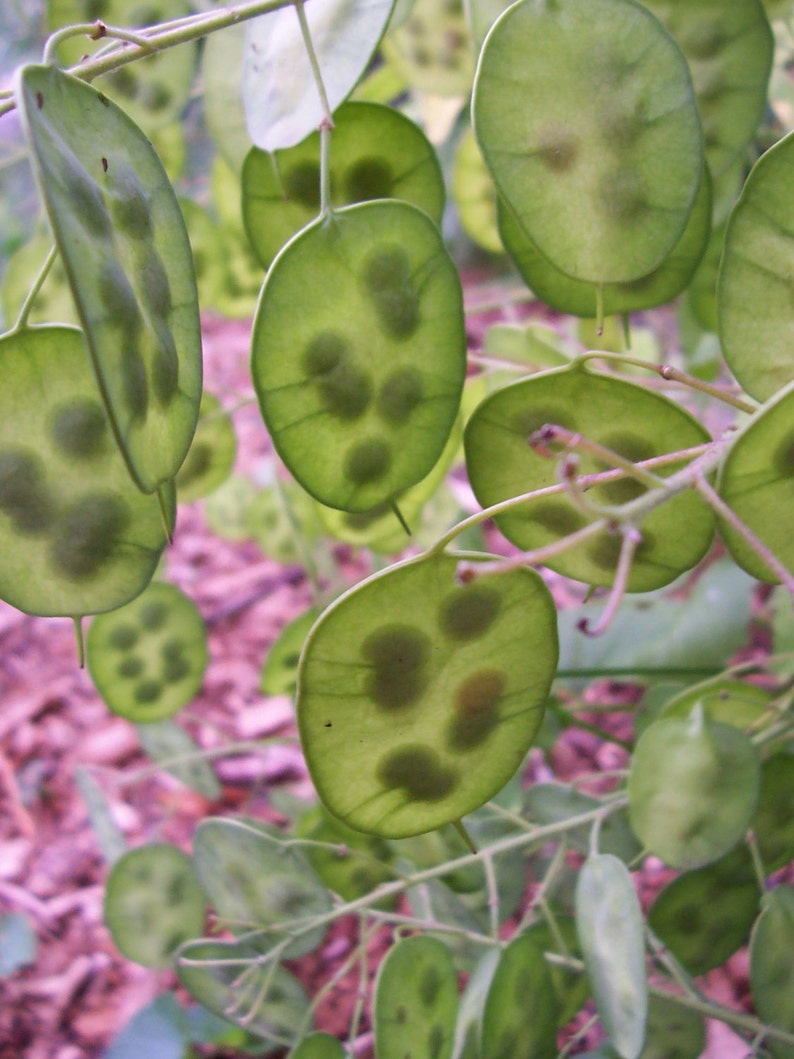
(576, 853, 648, 1059)
(297, 550, 558, 838)
(88, 581, 208, 723)
(639, 993, 705, 1059)
(628, 706, 760, 869)
(480, 934, 559, 1059)
(374, 935, 458, 1059)
(104, 843, 206, 968)
(136, 719, 222, 800)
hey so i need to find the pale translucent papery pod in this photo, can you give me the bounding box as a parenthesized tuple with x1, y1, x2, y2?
(243, 0, 395, 152)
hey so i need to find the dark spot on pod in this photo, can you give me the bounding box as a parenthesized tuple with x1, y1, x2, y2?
(448, 669, 505, 750)
(428, 1024, 446, 1059)
(495, 1029, 519, 1059)
(440, 584, 501, 640)
(152, 332, 180, 406)
(419, 966, 441, 1006)
(363, 245, 420, 339)
(166, 873, 188, 905)
(107, 66, 137, 99)
(602, 103, 645, 150)
(101, 157, 108, 173)
(98, 262, 141, 327)
(531, 501, 584, 537)
(587, 528, 652, 570)
(774, 431, 794, 479)
(118, 656, 145, 679)
(283, 161, 322, 210)
(303, 331, 348, 377)
(363, 624, 430, 709)
(595, 431, 655, 504)
(535, 123, 579, 172)
(684, 21, 726, 60)
(599, 170, 647, 221)
(177, 442, 212, 488)
(109, 163, 152, 239)
(49, 493, 130, 581)
(345, 439, 391, 485)
(0, 449, 56, 536)
(107, 622, 139, 650)
(140, 82, 172, 113)
(319, 362, 373, 420)
(345, 157, 394, 202)
(163, 656, 190, 683)
(62, 162, 111, 237)
(512, 405, 576, 439)
(377, 368, 424, 424)
(50, 399, 108, 459)
(139, 600, 168, 631)
(395, 1005, 408, 1024)
(121, 342, 149, 421)
(139, 251, 172, 319)
(377, 744, 458, 802)
(134, 679, 162, 704)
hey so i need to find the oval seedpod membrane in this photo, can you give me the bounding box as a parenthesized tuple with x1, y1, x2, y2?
(642, 0, 773, 179)
(480, 934, 559, 1059)
(296, 805, 397, 905)
(48, 0, 197, 131)
(498, 168, 712, 318)
(639, 993, 705, 1059)
(136, 719, 221, 800)
(175, 392, 237, 503)
(177, 938, 310, 1041)
(451, 127, 503, 256)
(718, 131, 794, 401)
(647, 844, 759, 976)
(464, 364, 714, 592)
(103, 843, 206, 968)
(16, 64, 202, 494)
(261, 607, 322, 698)
(252, 200, 466, 514)
(716, 379, 794, 582)
(0, 326, 171, 618)
(381, 0, 476, 98)
(374, 935, 458, 1059)
(88, 581, 208, 723)
(243, 100, 445, 268)
(242, 0, 394, 152)
(472, 0, 703, 284)
(192, 817, 331, 958)
(575, 853, 648, 1059)
(525, 784, 642, 864)
(750, 885, 794, 1058)
(297, 551, 558, 838)
(628, 705, 760, 869)
(524, 915, 589, 1027)
(658, 677, 773, 730)
(754, 754, 794, 874)
(290, 1033, 346, 1059)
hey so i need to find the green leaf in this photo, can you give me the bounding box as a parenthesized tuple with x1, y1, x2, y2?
(0, 326, 171, 617)
(88, 581, 208, 723)
(136, 720, 222, 800)
(252, 200, 466, 514)
(750, 885, 794, 1059)
(243, 100, 445, 268)
(242, 0, 395, 151)
(718, 130, 794, 400)
(480, 934, 559, 1059)
(192, 817, 331, 958)
(648, 845, 759, 976)
(473, 0, 703, 284)
(639, 993, 705, 1059)
(576, 853, 648, 1059)
(628, 705, 760, 869)
(0, 913, 36, 977)
(16, 64, 202, 493)
(297, 550, 558, 838)
(717, 379, 794, 582)
(103, 843, 206, 968)
(374, 935, 458, 1059)
(523, 915, 590, 1027)
(464, 364, 714, 591)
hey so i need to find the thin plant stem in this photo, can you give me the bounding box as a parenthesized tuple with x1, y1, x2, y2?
(12, 244, 57, 332)
(577, 525, 641, 637)
(557, 1013, 600, 1058)
(456, 520, 606, 580)
(532, 425, 667, 491)
(694, 476, 794, 595)
(43, 21, 153, 64)
(347, 917, 371, 1048)
(746, 831, 769, 895)
(483, 854, 500, 939)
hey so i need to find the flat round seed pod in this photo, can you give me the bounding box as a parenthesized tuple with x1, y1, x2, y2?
(48, 0, 197, 130)
(718, 131, 794, 401)
(717, 379, 794, 582)
(750, 885, 794, 1057)
(290, 1034, 346, 1059)
(464, 364, 714, 591)
(480, 934, 559, 1059)
(103, 843, 205, 968)
(381, 0, 476, 98)
(754, 754, 794, 874)
(575, 853, 647, 1059)
(242, 101, 445, 268)
(175, 392, 237, 503)
(373, 936, 458, 1059)
(252, 200, 466, 514)
(192, 817, 330, 958)
(658, 677, 773, 729)
(16, 64, 202, 493)
(177, 938, 309, 1041)
(451, 127, 503, 255)
(136, 720, 221, 800)
(647, 845, 759, 975)
(87, 581, 208, 722)
(472, 0, 703, 284)
(297, 551, 558, 838)
(642, 0, 773, 179)
(1, 232, 78, 327)
(628, 706, 760, 869)
(296, 805, 396, 905)
(640, 994, 706, 1059)
(261, 607, 322, 699)
(498, 168, 712, 318)
(524, 916, 589, 1026)
(0, 326, 171, 618)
